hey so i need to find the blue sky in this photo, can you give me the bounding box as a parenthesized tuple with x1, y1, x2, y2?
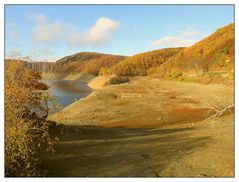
(5, 5, 234, 61)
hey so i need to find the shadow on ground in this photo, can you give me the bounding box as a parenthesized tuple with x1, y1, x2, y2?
(42, 126, 211, 177)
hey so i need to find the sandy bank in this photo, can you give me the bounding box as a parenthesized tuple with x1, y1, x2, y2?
(49, 77, 233, 128)
(88, 75, 129, 89)
(88, 75, 116, 89)
(64, 73, 95, 82)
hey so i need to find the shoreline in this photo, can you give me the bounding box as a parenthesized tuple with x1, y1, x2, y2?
(49, 76, 234, 128)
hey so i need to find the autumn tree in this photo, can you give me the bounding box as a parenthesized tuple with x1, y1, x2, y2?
(5, 60, 53, 176)
(112, 48, 183, 76)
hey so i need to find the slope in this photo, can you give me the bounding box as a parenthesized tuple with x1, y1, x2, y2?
(156, 23, 234, 78)
(51, 52, 127, 76)
(110, 48, 184, 76)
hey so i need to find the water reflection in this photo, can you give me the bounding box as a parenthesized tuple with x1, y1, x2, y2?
(43, 80, 92, 112)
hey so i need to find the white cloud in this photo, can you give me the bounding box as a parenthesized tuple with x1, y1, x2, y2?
(68, 17, 120, 47)
(6, 22, 18, 29)
(180, 27, 202, 39)
(26, 13, 64, 44)
(32, 21, 63, 44)
(7, 47, 22, 59)
(151, 26, 205, 48)
(152, 26, 203, 48)
(9, 31, 19, 39)
(152, 36, 197, 48)
(26, 13, 119, 47)
(85, 17, 120, 45)
(6, 22, 20, 41)
(26, 13, 47, 24)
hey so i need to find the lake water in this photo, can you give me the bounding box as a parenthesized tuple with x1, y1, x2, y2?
(43, 80, 92, 112)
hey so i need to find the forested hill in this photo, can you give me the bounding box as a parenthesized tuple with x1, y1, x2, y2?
(110, 48, 184, 76)
(51, 52, 127, 76)
(6, 23, 234, 82)
(156, 23, 234, 77)
(6, 52, 127, 77)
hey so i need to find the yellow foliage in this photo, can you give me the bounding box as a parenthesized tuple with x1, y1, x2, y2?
(5, 60, 53, 176)
(112, 48, 183, 76)
(157, 23, 234, 77)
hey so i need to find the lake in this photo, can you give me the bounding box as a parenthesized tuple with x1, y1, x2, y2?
(44, 80, 92, 112)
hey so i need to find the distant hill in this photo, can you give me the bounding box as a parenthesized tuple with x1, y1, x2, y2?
(5, 23, 234, 84)
(5, 52, 127, 79)
(5, 59, 55, 73)
(26, 61, 55, 73)
(109, 48, 184, 76)
(51, 52, 127, 76)
(156, 23, 234, 78)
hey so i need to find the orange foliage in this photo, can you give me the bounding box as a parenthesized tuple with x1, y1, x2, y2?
(156, 23, 234, 77)
(5, 60, 53, 176)
(51, 52, 126, 75)
(110, 48, 183, 76)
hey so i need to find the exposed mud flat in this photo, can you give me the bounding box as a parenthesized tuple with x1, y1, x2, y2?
(46, 77, 234, 177)
(49, 77, 233, 128)
(42, 114, 234, 177)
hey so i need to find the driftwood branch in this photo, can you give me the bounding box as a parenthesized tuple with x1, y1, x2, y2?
(205, 104, 234, 121)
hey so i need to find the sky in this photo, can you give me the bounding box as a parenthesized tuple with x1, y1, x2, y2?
(5, 5, 234, 62)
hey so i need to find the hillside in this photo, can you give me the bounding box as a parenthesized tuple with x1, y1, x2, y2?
(27, 61, 55, 73)
(51, 52, 126, 76)
(48, 23, 234, 81)
(5, 24, 234, 84)
(156, 23, 234, 79)
(5, 59, 55, 73)
(5, 52, 127, 80)
(108, 48, 184, 76)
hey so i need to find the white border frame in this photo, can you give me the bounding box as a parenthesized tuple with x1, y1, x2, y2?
(0, 0, 238, 181)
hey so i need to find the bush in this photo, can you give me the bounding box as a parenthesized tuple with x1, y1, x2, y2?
(5, 60, 53, 176)
(148, 67, 157, 75)
(108, 76, 129, 85)
(172, 72, 183, 78)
